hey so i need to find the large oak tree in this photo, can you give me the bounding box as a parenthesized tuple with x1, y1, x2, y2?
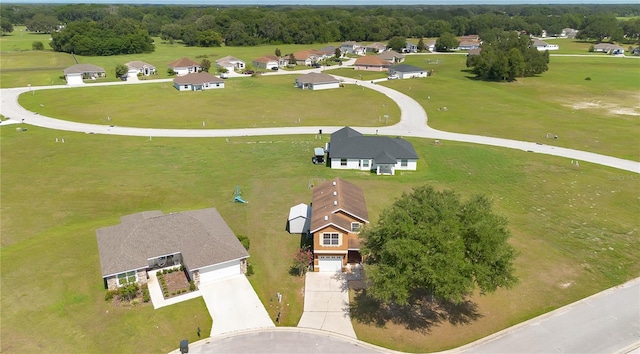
(362, 185, 518, 305)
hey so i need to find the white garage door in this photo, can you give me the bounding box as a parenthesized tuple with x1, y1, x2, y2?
(318, 256, 343, 272)
(198, 260, 241, 285)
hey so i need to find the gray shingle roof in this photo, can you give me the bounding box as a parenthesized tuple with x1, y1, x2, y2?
(96, 208, 248, 277)
(329, 126, 418, 161)
(295, 72, 339, 84)
(173, 72, 223, 85)
(390, 64, 425, 73)
(63, 64, 105, 75)
(310, 177, 369, 233)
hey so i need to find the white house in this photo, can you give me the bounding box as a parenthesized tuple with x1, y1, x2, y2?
(252, 55, 280, 70)
(295, 72, 340, 90)
(96, 208, 249, 290)
(215, 55, 246, 72)
(328, 127, 419, 175)
(403, 41, 418, 53)
(594, 43, 625, 55)
(287, 203, 311, 234)
(340, 41, 365, 55)
(388, 64, 428, 79)
(168, 58, 201, 76)
(63, 64, 105, 85)
(125, 61, 156, 78)
(173, 72, 224, 91)
(531, 39, 559, 51)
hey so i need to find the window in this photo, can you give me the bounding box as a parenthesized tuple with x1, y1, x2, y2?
(117, 271, 137, 286)
(351, 222, 361, 232)
(340, 159, 347, 166)
(322, 233, 339, 246)
(362, 160, 370, 168)
(401, 159, 408, 167)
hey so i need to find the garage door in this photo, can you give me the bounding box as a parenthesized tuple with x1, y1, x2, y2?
(318, 256, 343, 272)
(198, 260, 241, 285)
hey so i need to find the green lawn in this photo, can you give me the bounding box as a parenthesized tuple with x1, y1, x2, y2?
(381, 54, 640, 161)
(1, 124, 638, 353)
(18, 76, 400, 128)
(0, 26, 53, 52)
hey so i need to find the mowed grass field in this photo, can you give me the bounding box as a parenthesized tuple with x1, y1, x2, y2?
(18, 76, 400, 128)
(1, 123, 639, 353)
(380, 54, 640, 161)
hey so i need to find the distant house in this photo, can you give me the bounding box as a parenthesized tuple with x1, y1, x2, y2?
(457, 40, 481, 51)
(340, 41, 365, 55)
(96, 208, 249, 290)
(388, 64, 428, 79)
(353, 56, 391, 71)
(317, 46, 337, 58)
(468, 47, 482, 56)
(424, 40, 436, 52)
(561, 28, 579, 39)
(125, 61, 156, 78)
(252, 55, 280, 70)
(168, 58, 201, 76)
(364, 42, 387, 54)
(310, 177, 369, 272)
(295, 72, 340, 90)
(173, 72, 224, 91)
(63, 64, 105, 85)
(287, 203, 311, 234)
(377, 50, 405, 64)
(593, 43, 625, 55)
(292, 50, 323, 66)
(327, 127, 419, 175)
(215, 55, 246, 72)
(403, 41, 418, 53)
(531, 39, 559, 51)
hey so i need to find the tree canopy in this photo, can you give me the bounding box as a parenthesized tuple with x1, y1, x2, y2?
(362, 185, 518, 305)
(435, 32, 459, 52)
(387, 36, 407, 52)
(467, 30, 549, 81)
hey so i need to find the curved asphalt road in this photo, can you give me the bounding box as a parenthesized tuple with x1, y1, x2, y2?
(0, 69, 638, 173)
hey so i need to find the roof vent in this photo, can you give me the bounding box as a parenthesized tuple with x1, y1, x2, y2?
(324, 215, 328, 221)
(332, 181, 337, 186)
(333, 201, 338, 206)
(333, 191, 337, 196)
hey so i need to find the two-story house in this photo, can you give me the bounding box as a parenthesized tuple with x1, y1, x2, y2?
(310, 178, 369, 272)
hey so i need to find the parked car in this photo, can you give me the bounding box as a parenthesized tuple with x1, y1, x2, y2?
(220, 72, 229, 79)
(387, 74, 399, 80)
(271, 67, 279, 71)
(311, 63, 321, 68)
(243, 70, 255, 75)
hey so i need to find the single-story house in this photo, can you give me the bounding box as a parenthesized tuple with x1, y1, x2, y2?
(310, 177, 369, 272)
(96, 208, 249, 290)
(252, 55, 280, 70)
(388, 64, 428, 79)
(327, 126, 419, 175)
(173, 72, 224, 91)
(63, 64, 105, 85)
(215, 55, 246, 72)
(364, 42, 387, 54)
(295, 72, 340, 90)
(317, 46, 337, 58)
(126, 61, 156, 78)
(168, 58, 201, 76)
(340, 41, 365, 55)
(403, 41, 418, 53)
(531, 39, 559, 51)
(561, 28, 579, 39)
(292, 49, 323, 66)
(287, 203, 311, 234)
(593, 43, 625, 55)
(424, 40, 436, 52)
(457, 40, 481, 51)
(353, 56, 391, 71)
(377, 50, 405, 64)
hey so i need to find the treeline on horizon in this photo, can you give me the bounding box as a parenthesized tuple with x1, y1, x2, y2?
(1, 3, 639, 56)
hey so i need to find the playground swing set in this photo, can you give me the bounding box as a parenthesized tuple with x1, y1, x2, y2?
(233, 185, 248, 203)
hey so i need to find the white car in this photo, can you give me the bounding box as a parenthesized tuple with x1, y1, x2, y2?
(387, 74, 399, 80)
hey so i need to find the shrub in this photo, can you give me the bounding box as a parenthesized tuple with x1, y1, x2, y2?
(105, 290, 116, 301)
(167, 68, 176, 76)
(156, 271, 161, 276)
(141, 284, 150, 303)
(130, 299, 140, 307)
(117, 282, 139, 301)
(32, 41, 44, 50)
(589, 45, 595, 52)
(163, 269, 168, 274)
(189, 281, 196, 292)
(237, 235, 250, 250)
(585, 77, 592, 81)
(246, 262, 255, 276)
(179, 265, 184, 272)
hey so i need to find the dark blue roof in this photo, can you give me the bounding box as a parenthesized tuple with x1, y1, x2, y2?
(329, 127, 418, 161)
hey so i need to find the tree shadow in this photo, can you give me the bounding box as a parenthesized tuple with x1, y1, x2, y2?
(350, 288, 482, 333)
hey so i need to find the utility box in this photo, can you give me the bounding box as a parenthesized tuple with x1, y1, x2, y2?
(180, 339, 189, 353)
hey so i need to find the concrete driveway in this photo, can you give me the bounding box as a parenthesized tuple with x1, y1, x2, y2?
(297, 272, 357, 338)
(199, 275, 274, 336)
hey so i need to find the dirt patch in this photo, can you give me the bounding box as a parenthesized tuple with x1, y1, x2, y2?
(567, 93, 640, 116)
(157, 269, 192, 298)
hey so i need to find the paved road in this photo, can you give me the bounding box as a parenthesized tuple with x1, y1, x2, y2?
(1, 70, 638, 173)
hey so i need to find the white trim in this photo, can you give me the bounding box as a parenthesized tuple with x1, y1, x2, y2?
(103, 266, 147, 279)
(190, 256, 248, 272)
(313, 250, 347, 254)
(310, 222, 351, 234)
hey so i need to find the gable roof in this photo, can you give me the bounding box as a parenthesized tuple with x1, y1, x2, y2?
(63, 64, 105, 75)
(377, 50, 404, 61)
(365, 42, 387, 50)
(531, 39, 549, 47)
(354, 56, 390, 67)
(329, 126, 418, 161)
(173, 72, 223, 85)
(96, 208, 249, 277)
(296, 72, 339, 84)
(390, 64, 425, 73)
(169, 57, 200, 68)
(125, 61, 155, 70)
(293, 49, 321, 61)
(310, 177, 369, 234)
(253, 56, 278, 64)
(216, 55, 244, 64)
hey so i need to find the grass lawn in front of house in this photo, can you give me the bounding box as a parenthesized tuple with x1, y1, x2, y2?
(18, 75, 400, 128)
(382, 54, 640, 161)
(1, 124, 638, 353)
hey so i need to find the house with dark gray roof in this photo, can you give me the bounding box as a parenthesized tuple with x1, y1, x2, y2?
(295, 72, 340, 90)
(328, 127, 419, 175)
(63, 64, 105, 85)
(173, 72, 224, 91)
(96, 208, 249, 290)
(388, 64, 429, 79)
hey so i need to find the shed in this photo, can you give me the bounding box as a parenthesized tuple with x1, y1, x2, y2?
(288, 203, 311, 234)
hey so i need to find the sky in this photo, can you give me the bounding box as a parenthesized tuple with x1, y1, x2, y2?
(2, 0, 636, 4)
